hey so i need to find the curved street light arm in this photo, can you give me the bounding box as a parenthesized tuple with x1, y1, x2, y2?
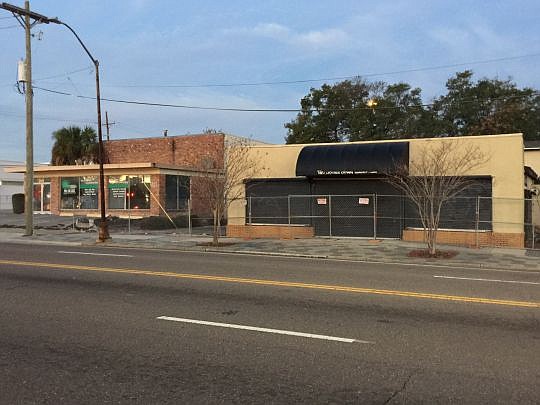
(49, 19, 97, 66)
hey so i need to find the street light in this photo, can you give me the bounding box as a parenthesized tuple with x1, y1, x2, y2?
(367, 99, 378, 138)
(367, 99, 378, 109)
(47, 18, 110, 241)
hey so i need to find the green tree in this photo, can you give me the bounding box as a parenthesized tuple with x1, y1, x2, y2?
(430, 70, 540, 139)
(51, 126, 98, 165)
(285, 78, 429, 143)
(285, 71, 540, 143)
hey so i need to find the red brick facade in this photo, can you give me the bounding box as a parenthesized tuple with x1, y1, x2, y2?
(104, 133, 224, 169)
(402, 229, 525, 248)
(45, 133, 225, 218)
(227, 224, 315, 239)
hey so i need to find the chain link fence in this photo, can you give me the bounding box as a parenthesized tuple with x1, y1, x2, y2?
(246, 194, 540, 249)
(1, 193, 539, 249)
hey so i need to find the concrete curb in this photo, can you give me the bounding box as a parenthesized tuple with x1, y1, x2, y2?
(2, 235, 540, 274)
(0, 238, 83, 247)
(82, 241, 540, 273)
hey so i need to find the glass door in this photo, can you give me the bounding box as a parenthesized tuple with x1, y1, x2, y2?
(43, 183, 51, 212)
(33, 182, 51, 213)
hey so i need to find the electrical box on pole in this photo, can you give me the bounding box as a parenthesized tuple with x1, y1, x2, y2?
(17, 59, 27, 82)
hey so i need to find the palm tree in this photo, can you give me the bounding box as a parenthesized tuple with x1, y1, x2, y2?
(51, 126, 98, 165)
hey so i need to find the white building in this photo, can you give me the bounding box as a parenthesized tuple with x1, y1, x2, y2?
(0, 160, 24, 210)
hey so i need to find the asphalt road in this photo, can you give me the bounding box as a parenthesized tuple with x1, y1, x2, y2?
(0, 243, 539, 404)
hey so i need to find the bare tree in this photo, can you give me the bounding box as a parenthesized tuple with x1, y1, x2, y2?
(386, 140, 488, 255)
(193, 136, 263, 246)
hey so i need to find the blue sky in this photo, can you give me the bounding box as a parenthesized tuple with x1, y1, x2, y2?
(1, 0, 539, 162)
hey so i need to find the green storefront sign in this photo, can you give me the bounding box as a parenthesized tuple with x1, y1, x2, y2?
(108, 183, 129, 189)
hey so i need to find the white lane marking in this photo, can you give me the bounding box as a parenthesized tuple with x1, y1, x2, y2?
(157, 316, 372, 344)
(434, 275, 540, 285)
(57, 251, 134, 258)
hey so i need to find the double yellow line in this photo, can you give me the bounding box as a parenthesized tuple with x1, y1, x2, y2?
(0, 259, 539, 308)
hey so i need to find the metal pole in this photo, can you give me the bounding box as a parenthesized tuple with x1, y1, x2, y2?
(475, 196, 480, 248)
(533, 223, 536, 250)
(188, 198, 192, 236)
(248, 196, 252, 224)
(23, 0, 33, 236)
(47, 19, 109, 241)
(288, 195, 291, 225)
(373, 193, 377, 240)
(328, 195, 332, 237)
(94, 62, 109, 241)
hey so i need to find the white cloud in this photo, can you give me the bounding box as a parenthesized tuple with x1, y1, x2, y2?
(227, 22, 350, 51)
(294, 28, 349, 49)
(251, 23, 291, 40)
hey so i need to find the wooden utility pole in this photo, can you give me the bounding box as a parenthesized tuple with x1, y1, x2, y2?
(23, 0, 33, 236)
(104, 111, 115, 141)
(1, 1, 110, 240)
(1, 1, 54, 236)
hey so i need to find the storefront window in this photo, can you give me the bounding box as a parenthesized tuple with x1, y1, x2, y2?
(108, 175, 128, 209)
(107, 175, 151, 210)
(60, 177, 79, 209)
(60, 176, 98, 209)
(79, 176, 98, 209)
(129, 175, 151, 209)
(165, 175, 190, 210)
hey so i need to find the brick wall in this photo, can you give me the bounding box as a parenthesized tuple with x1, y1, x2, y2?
(104, 133, 225, 169)
(50, 177, 60, 215)
(402, 229, 524, 248)
(227, 224, 315, 239)
(149, 174, 163, 216)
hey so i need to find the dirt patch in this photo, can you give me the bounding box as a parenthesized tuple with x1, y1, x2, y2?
(408, 249, 458, 259)
(197, 242, 237, 247)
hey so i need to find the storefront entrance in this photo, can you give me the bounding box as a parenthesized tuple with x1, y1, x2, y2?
(33, 182, 51, 213)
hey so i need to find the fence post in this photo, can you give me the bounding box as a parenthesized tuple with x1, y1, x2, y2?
(328, 194, 332, 237)
(288, 195, 291, 225)
(248, 196, 252, 225)
(533, 223, 536, 250)
(188, 198, 192, 236)
(475, 196, 480, 248)
(373, 193, 377, 240)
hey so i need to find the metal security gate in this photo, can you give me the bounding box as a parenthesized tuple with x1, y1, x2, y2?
(287, 194, 401, 238)
(245, 177, 492, 239)
(247, 194, 403, 238)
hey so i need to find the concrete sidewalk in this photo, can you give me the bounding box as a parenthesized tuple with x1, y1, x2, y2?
(1, 226, 540, 272)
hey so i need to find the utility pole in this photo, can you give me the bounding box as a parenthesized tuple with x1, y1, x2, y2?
(1, 2, 110, 241)
(23, 1, 33, 236)
(1, 1, 51, 236)
(104, 111, 116, 141)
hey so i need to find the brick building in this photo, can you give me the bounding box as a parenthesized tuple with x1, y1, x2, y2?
(6, 133, 226, 219)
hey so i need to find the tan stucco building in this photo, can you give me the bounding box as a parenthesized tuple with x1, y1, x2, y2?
(228, 133, 536, 248)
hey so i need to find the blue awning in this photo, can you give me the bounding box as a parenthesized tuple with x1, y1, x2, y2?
(295, 142, 409, 177)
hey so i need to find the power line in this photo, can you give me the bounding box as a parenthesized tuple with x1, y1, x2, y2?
(0, 23, 19, 29)
(26, 52, 540, 92)
(0, 110, 96, 124)
(99, 52, 540, 89)
(33, 66, 93, 81)
(33, 85, 540, 113)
